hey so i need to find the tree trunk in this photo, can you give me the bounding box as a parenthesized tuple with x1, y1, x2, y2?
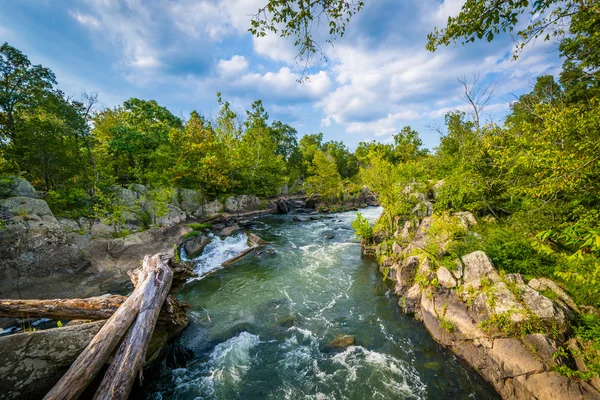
(43, 261, 158, 400)
(93, 253, 173, 400)
(0, 295, 126, 321)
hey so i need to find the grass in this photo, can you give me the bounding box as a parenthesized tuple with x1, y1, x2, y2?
(184, 230, 202, 239)
(188, 222, 212, 231)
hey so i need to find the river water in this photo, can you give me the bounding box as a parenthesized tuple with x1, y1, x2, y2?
(136, 207, 499, 400)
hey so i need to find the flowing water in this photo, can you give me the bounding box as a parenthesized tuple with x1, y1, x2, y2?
(137, 207, 499, 400)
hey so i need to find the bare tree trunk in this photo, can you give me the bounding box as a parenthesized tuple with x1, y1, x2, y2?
(43, 262, 157, 400)
(0, 295, 126, 321)
(93, 253, 173, 400)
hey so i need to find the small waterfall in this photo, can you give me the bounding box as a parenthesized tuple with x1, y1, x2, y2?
(188, 233, 250, 279)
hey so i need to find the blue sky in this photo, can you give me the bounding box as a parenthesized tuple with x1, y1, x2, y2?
(0, 0, 563, 149)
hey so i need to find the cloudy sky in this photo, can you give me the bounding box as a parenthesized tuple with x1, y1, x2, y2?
(0, 0, 562, 149)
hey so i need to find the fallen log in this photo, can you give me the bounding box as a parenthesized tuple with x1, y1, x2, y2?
(0, 295, 127, 321)
(93, 253, 173, 400)
(221, 232, 267, 267)
(43, 260, 158, 400)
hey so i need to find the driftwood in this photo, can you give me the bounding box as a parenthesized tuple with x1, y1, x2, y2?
(93, 253, 173, 400)
(0, 295, 126, 321)
(43, 257, 160, 400)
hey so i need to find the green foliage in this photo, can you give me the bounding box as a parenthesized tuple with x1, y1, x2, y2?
(188, 223, 212, 231)
(46, 188, 91, 218)
(305, 150, 342, 201)
(183, 230, 202, 239)
(351, 212, 373, 242)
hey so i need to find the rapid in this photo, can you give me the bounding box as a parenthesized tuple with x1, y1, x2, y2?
(136, 207, 499, 399)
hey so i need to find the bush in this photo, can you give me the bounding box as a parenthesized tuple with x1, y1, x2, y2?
(352, 212, 373, 242)
(46, 188, 91, 218)
(184, 230, 202, 239)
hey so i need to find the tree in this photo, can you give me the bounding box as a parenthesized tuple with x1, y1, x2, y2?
(298, 133, 323, 174)
(321, 140, 358, 178)
(170, 111, 228, 194)
(236, 100, 286, 196)
(0, 42, 57, 141)
(305, 150, 342, 201)
(249, 1, 364, 71)
(393, 126, 428, 163)
(457, 74, 496, 132)
(426, 0, 591, 57)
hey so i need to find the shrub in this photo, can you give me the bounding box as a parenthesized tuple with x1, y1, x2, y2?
(188, 222, 212, 231)
(352, 212, 373, 242)
(184, 230, 202, 239)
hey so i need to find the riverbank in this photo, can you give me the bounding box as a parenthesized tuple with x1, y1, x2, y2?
(361, 191, 600, 399)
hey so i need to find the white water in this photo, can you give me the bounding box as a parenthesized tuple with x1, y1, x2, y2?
(184, 233, 250, 279)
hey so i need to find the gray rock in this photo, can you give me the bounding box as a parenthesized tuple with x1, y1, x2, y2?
(91, 220, 113, 237)
(436, 266, 457, 288)
(57, 217, 80, 232)
(0, 196, 54, 218)
(529, 277, 580, 313)
(403, 283, 422, 314)
(392, 256, 420, 296)
(453, 211, 477, 228)
(461, 251, 501, 286)
(224, 195, 261, 213)
(112, 186, 138, 203)
(178, 188, 203, 214)
(519, 283, 568, 329)
(194, 200, 223, 218)
(220, 224, 241, 238)
(5, 177, 37, 198)
(279, 184, 289, 196)
(505, 273, 525, 285)
(155, 205, 186, 226)
(184, 235, 210, 258)
(0, 321, 105, 399)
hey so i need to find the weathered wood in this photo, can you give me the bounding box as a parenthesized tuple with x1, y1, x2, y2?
(221, 246, 259, 266)
(0, 295, 126, 321)
(93, 253, 174, 400)
(43, 262, 157, 400)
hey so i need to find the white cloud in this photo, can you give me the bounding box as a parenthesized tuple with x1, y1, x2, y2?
(69, 11, 101, 28)
(252, 34, 298, 64)
(218, 55, 248, 76)
(238, 67, 332, 100)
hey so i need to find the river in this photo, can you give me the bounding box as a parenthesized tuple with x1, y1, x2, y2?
(135, 207, 499, 399)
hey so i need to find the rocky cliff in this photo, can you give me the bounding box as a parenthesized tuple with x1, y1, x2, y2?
(364, 191, 600, 399)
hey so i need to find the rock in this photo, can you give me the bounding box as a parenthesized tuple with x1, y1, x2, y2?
(247, 233, 266, 247)
(327, 334, 355, 349)
(91, 220, 113, 237)
(57, 217, 81, 233)
(276, 199, 290, 214)
(453, 211, 477, 228)
(178, 188, 203, 214)
(155, 204, 186, 226)
(519, 283, 568, 331)
(293, 216, 309, 222)
(390, 256, 420, 296)
(224, 195, 261, 213)
(4, 177, 37, 198)
(461, 251, 501, 286)
(487, 338, 545, 379)
(403, 283, 422, 314)
(0, 320, 105, 399)
(437, 266, 457, 288)
(112, 186, 138, 203)
(274, 315, 296, 328)
(128, 184, 147, 195)
(523, 334, 561, 369)
(0, 196, 54, 218)
(184, 235, 211, 258)
(505, 273, 525, 285)
(194, 200, 223, 218)
(279, 184, 289, 196)
(220, 224, 241, 238)
(529, 277, 580, 313)
(513, 371, 600, 400)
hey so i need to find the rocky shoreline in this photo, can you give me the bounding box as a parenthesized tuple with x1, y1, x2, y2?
(363, 191, 600, 399)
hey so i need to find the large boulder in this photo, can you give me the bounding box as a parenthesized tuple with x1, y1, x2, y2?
(220, 224, 241, 238)
(184, 235, 210, 258)
(1, 177, 37, 198)
(0, 197, 54, 219)
(178, 188, 203, 214)
(194, 200, 223, 218)
(224, 195, 261, 213)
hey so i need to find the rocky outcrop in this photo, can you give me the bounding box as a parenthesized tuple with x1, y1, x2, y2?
(183, 234, 210, 258)
(366, 189, 600, 399)
(224, 194, 261, 213)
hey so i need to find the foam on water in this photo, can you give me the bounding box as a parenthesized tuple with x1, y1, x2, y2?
(189, 233, 250, 278)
